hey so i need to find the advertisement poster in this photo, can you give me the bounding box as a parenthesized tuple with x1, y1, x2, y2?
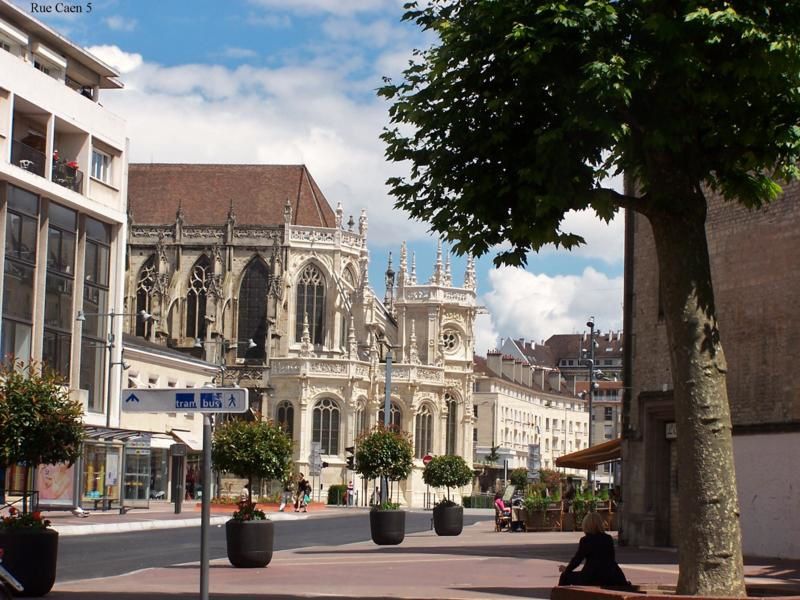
(36, 463, 75, 507)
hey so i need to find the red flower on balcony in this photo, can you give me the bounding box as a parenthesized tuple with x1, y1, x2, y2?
(66, 161, 79, 170)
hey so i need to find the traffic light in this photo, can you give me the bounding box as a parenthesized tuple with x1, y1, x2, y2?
(345, 446, 355, 470)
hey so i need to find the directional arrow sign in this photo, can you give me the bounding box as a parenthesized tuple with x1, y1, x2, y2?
(121, 388, 249, 413)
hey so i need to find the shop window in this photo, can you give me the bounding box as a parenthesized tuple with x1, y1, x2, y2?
(237, 259, 269, 360)
(414, 405, 433, 459)
(295, 263, 325, 345)
(312, 397, 340, 455)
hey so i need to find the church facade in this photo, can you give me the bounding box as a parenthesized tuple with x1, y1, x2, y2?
(124, 164, 477, 506)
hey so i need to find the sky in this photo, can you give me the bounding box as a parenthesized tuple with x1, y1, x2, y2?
(19, 0, 625, 353)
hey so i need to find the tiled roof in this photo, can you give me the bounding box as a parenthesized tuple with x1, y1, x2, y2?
(545, 333, 623, 361)
(127, 164, 335, 227)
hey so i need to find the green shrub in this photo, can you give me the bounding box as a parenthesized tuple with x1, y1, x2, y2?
(509, 468, 528, 490)
(422, 455, 473, 504)
(328, 484, 348, 505)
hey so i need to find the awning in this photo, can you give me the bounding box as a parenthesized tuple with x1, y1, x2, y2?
(171, 429, 203, 452)
(555, 438, 621, 470)
(84, 426, 149, 443)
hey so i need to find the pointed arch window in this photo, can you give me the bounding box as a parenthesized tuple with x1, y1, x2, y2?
(378, 401, 402, 429)
(415, 405, 433, 459)
(136, 255, 156, 338)
(295, 263, 325, 345)
(276, 400, 294, 439)
(187, 256, 211, 339)
(237, 260, 269, 360)
(312, 397, 340, 455)
(355, 401, 368, 437)
(445, 393, 457, 455)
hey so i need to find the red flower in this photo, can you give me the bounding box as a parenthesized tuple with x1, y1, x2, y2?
(32, 511, 42, 521)
(8, 506, 16, 515)
(66, 161, 79, 169)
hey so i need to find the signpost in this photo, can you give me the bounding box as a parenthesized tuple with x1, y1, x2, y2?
(122, 388, 248, 600)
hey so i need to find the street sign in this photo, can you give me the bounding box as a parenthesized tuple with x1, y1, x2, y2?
(309, 441, 322, 476)
(422, 454, 433, 466)
(121, 388, 249, 413)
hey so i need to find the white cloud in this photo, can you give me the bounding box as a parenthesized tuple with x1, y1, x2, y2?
(105, 15, 138, 32)
(473, 313, 501, 357)
(248, 0, 399, 16)
(481, 266, 623, 347)
(86, 45, 143, 74)
(219, 47, 259, 59)
(322, 17, 408, 48)
(82, 45, 426, 244)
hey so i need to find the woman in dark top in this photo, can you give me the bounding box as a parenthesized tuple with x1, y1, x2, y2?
(558, 512, 629, 587)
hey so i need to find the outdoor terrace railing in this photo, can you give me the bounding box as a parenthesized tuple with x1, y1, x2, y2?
(10, 140, 46, 177)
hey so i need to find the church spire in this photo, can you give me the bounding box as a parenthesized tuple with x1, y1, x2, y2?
(431, 239, 443, 285)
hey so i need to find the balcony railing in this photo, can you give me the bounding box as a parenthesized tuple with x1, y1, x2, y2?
(52, 159, 83, 193)
(11, 140, 46, 177)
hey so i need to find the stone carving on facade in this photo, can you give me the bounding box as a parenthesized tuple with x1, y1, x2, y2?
(335, 201, 343, 228)
(299, 313, 315, 358)
(408, 320, 419, 365)
(290, 227, 336, 244)
(184, 227, 223, 239)
(309, 361, 348, 375)
(284, 198, 292, 224)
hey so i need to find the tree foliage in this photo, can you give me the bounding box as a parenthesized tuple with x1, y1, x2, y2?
(378, 1, 800, 594)
(355, 425, 414, 483)
(212, 419, 293, 488)
(509, 467, 529, 490)
(0, 361, 84, 470)
(422, 454, 474, 502)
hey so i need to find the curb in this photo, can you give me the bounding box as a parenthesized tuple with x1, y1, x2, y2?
(53, 512, 303, 536)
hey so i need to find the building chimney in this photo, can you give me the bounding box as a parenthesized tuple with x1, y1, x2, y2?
(487, 351, 502, 376)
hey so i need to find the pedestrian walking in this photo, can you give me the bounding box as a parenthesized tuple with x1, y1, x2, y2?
(294, 473, 310, 512)
(347, 480, 354, 507)
(278, 480, 293, 512)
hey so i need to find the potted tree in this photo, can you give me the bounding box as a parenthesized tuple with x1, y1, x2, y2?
(355, 426, 413, 545)
(422, 455, 473, 536)
(0, 361, 84, 597)
(212, 419, 292, 568)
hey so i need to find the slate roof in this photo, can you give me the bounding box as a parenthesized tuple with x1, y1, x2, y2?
(127, 164, 335, 228)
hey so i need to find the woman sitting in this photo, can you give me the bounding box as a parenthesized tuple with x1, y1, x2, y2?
(494, 492, 511, 516)
(558, 512, 629, 587)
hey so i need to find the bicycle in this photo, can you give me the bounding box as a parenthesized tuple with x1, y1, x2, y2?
(0, 549, 24, 600)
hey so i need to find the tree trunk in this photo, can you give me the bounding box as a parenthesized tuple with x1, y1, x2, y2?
(648, 200, 745, 597)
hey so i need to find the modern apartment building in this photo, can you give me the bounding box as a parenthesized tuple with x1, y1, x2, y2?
(0, 1, 135, 508)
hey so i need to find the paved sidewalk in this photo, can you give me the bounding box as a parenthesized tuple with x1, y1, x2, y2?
(48, 519, 800, 600)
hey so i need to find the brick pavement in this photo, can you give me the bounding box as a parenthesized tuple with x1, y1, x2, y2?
(45, 515, 800, 600)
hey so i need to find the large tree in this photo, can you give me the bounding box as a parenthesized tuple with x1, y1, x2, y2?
(379, 2, 800, 595)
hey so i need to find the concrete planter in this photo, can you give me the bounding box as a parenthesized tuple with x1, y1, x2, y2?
(225, 519, 274, 568)
(0, 528, 58, 596)
(432, 503, 463, 536)
(369, 509, 405, 545)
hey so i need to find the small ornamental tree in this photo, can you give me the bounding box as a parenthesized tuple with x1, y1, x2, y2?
(422, 455, 473, 505)
(0, 361, 84, 517)
(355, 425, 413, 509)
(212, 419, 293, 518)
(509, 468, 529, 491)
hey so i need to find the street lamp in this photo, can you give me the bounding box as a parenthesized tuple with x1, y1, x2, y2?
(378, 334, 398, 505)
(584, 317, 597, 489)
(76, 309, 154, 428)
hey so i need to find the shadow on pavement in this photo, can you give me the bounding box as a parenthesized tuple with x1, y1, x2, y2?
(458, 587, 553, 598)
(49, 594, 475, 600)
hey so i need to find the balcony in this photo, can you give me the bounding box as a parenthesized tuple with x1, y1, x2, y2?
(52, 157, 83, 193)
(11, 140, 46, 177)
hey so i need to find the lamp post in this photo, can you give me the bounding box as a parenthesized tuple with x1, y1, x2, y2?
(76, 309, 154, 428)
(381, 344, 393, 505)
(585, 317, 596, 490)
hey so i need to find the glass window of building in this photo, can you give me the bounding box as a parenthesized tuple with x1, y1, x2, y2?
(43, 202, 76, 377)
(377, 401, 402, 429)
(312, 397, 339, 455)
(1, 185, 39, 362)
(237, 260, 269, 360)
(79, 217, 111, 413)
(604, 406, 613, 421)
(445, 393, 457, 455)
(414, 404, 433, 459)
(186, 256, 211, 340)
(295, 263, 325, 345)
(135, 255, 156, 338)
(355, 402, 368, 437)
(91, 149, 111, 183)
(276, 400, 294, 439)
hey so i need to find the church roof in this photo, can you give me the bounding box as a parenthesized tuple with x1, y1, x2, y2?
(127, 164, 336, 228)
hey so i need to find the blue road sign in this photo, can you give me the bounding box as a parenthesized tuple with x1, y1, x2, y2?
(121, 388, 248, 413)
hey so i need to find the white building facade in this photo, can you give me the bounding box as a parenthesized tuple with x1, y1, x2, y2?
(125, 164, 478, 507)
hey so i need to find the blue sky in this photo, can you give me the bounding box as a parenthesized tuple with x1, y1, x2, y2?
(19, 0, 624, 353)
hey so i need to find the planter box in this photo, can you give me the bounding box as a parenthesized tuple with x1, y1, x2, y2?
(225, 519, 274, 568)
(519, 507, 563, 532)
(370, 509, 405, 545)
(0, 528, 58, 596)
